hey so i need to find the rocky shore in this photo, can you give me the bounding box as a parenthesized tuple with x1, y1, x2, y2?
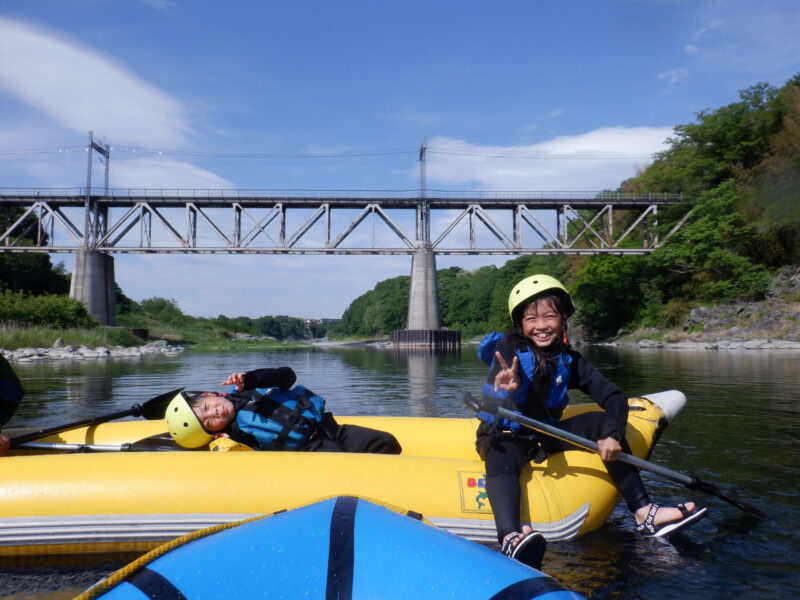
(595, 337, 800, 350)
(593, 265, 800, 351)
(1, 339, 185, 362)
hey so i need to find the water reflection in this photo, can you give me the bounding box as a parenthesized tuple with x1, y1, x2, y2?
(10, 358, 185, 428)
(392, 346, 464, 416)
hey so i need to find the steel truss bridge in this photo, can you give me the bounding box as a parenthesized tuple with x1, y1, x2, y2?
(0, 188, 691, 256)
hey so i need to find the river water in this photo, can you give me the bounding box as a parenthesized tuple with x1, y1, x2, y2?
(1, 345, 798, 599)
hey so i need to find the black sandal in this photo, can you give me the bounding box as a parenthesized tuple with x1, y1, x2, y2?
(501, 530, 547, 570)
(636, 503, 707, 537)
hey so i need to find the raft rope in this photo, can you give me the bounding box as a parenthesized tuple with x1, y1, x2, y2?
(73, 494, 432, 600)
(72, 513, 268, 600)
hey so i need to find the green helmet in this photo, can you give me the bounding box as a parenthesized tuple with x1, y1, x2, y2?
(165, 391, 213, 449)
(508, 274, 575, 322)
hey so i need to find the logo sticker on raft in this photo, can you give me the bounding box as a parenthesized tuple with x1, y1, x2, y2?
(458, 471, 491, 513)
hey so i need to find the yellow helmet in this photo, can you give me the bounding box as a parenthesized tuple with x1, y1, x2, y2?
(508, 274, 575, 322)
(165, 391, 213, 449)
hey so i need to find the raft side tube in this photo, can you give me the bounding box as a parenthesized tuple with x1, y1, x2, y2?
(80, 496, 587, 600)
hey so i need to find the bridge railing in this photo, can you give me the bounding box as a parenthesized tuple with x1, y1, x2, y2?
(0, 187, 684, 202)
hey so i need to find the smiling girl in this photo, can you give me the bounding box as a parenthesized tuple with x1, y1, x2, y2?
(476, 274, 706, 570)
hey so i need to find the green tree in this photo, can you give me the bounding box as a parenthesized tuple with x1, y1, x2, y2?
(139, 297, 191, 326)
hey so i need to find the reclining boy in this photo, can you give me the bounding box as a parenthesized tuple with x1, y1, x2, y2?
(165, 366, 401, 454)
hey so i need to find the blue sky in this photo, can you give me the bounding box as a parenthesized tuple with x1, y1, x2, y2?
(0, 0, 798, 319)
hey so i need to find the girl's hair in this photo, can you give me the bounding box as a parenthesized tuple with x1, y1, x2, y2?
(508, 292, 570, 377)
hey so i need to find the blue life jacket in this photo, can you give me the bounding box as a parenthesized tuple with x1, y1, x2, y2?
(477, 332, 573, 430)
(232, 384, 326, 450)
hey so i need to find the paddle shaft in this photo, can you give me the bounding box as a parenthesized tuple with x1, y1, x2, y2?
(9, 407, 141, 446)
(496, 406, 693, 485)
(13, 433, 181, 453)
(495, 405, 767, 519)
(13, 441, 134, 452)
(8, 387, 182, 448)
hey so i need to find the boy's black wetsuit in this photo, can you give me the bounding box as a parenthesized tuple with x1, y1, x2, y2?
(229, 367, 401, 454)
(476, 334, 650, 543)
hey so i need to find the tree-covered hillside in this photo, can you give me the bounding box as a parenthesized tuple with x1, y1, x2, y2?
(335, 75, 800, 340)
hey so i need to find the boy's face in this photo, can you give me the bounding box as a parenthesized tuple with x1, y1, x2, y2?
(192, 394, 235, 432)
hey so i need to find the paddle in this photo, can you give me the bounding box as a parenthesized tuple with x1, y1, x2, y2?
(13, 433, 185, 453)
(9, 387, 184, 448)
(464, 392, 768, 520)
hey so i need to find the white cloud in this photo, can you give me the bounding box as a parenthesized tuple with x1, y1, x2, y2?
(111, 158, 233, 189)
(136, 0, 181, 14)
(684, 44, 699, 54)
(658, 68, 689, 84)
(691, 19, 724, 42)
(546, 109, 565, 119)
(0, 17, 191, 147)
(116, 253, 412, 319)
(684, 3, 800, 77)
(426, 127, 672, 191)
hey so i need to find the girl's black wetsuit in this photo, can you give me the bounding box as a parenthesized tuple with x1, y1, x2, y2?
(476, 334, 650, 543)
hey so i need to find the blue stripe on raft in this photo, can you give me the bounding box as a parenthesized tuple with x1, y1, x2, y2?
(127, 568, 187, 600)
(327, 495, 357, 600)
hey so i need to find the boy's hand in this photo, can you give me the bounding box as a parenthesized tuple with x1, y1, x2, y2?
(0, 434, 10, 456)
(220, 372, 246, 391)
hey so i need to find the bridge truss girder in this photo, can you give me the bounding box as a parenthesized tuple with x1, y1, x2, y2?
(0, 191, 691, 256)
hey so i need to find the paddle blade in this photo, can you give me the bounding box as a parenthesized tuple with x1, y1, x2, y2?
(140, 388, 185, 420)
(0, 355, 24, 427)
(690, 477, 769, 520)
(463, 392, 508, 415)
(463, 392, 484, 413)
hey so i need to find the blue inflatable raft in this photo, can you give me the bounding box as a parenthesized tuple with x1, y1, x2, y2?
(78, 496, 585, 600)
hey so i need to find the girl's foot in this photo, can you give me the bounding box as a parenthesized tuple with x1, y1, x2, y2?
(635, 502, 707, 537)
(501, 525, 547, 569)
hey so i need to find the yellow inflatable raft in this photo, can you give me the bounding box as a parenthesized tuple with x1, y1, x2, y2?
(0, 390, 684, 557)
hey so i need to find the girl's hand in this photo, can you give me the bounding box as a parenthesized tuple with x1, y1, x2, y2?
(493, 351, 521, 392)
(220, 372, 246, 391)
(597, 437, 622, 461)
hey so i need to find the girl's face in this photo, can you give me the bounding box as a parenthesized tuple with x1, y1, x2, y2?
(520, 297, 564, 348)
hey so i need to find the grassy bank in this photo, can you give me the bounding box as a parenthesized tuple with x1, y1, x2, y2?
(0, 323, 322, 351)
(189, 339, 310, 351)
(0, 324, 145, 349)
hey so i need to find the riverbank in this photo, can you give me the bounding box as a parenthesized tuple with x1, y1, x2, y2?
(591, 337, 800, 350)
(586, 265, 800, 350)
(1, 339, 185, 362)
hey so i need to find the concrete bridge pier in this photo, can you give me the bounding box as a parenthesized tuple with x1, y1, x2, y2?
(407, 249, 440, 330)
(392, 249, 460, 349)
(70, 249, 117, 326)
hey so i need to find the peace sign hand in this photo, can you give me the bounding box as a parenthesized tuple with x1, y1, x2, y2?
(493, 351, 521, 392)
